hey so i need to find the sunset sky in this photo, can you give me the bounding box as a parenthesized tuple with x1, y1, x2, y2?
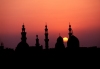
(0, 0, 100, 49)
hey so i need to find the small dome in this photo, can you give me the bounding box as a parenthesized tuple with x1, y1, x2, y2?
(57, 36, 63, 42)
(67, 35, 79, 48)
(15, 41, 29, 51)
(55, 36, 65, 49)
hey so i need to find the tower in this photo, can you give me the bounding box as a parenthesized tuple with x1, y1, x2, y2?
(44, 24, 49, 49)
(67, 22, 80, 48)
(15, 24, 29, 52)
(35, 35, 40, 47)
(68, 22, 73, 37)
(21, 23, 27, 42)
(0, 42, 4, 50)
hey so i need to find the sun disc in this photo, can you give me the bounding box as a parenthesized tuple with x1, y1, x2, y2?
(63, 37, 68, 42)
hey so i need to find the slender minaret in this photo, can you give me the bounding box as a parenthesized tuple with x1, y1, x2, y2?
(35, 35, 40, 47)
(68, 22, 73, 37)
(21, 23, 27, 42)
(0, 42, 4, 50)
(67, 22, 80, 48)
(44, 24, 49, 49)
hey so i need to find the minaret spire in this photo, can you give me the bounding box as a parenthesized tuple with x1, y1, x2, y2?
(35, 35, 40, 47)
(0, 42, 4, 50)
(22, 23, 25, 32)
(44, 23, 49, 49)
(15, 24, 29, 51)
(21, 24, 27, 42)
(68, 22, 73, 37)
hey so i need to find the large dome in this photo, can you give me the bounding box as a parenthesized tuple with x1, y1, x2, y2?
(15, 41, 29, 51)
(67, 35, 79, 48)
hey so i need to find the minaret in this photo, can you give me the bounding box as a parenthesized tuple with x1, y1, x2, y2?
(0, 42, 4, 50)
(35, 35, 40, 47)
(21, 23, 27, 42)
(68, 22, 73, 37)
(67, 22, 80, 48)
(44, 24, 49, 49)
(15, 24, 29, 52)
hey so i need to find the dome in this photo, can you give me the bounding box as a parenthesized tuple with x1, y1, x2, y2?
(55, 36, 65, 49)
(57, 36, 63, 43)
(15, 41, 29, 51)
(67, 35, 79, 48)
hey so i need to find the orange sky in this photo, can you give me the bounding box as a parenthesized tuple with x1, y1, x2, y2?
(0, 0, 100, 49)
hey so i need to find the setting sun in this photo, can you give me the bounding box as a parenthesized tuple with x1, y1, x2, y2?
(0, 0, 100, 48)
(63, 37, 68, 42)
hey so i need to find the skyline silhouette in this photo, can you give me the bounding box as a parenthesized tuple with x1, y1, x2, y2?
(0, 0, 100, 49)
(0, 1, 100, 66)
(0, 21, 99, 49)
(0, 23, 98, 50)
(0, 24, 99, 65)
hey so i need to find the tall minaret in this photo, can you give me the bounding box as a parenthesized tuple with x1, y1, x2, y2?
(0, 42, 4, 50)
(68, 22, 73, 37)
(35, 35, 40, 47)
(44, 24, 49, 49)
(21, 23, 27, 42)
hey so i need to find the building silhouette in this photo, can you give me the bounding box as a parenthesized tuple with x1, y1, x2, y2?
(35, 35, 40, 47)
(55, 35, 65, 49)
(67, 23, 80, 48)
(15, 24, 29, 52)
(0, 42, 4, 50)
(35, 35, 43, 50)
(44, 24, 49, 49)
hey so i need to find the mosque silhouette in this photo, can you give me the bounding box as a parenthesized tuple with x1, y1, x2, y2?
(14, 23, 80, 52)
(0, 23, 98, 51)
(0, 23, 99, 66)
